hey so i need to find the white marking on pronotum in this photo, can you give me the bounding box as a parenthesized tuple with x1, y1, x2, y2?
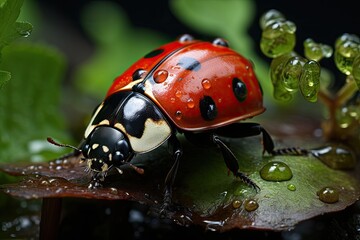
(127, 118, 171, 153)
(102, 145, 109, 153)
(92, 143, 99, 149)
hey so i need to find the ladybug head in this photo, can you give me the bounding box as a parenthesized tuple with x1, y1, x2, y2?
(47, 126, 133, 175)
(80, 126, 133, 173)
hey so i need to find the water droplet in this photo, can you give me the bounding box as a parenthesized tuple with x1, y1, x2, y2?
(41, 180, 49, 185)
(287, 184, 296, 191)
(232, 200, 242, 209)
(175, 110, 182, 120)
(19, 29, 31, 37)
(317, 187, 339, 203)
(175, 90, 182, 98)
(187, 98, 195, 108)
(110, 188, 118, 194)
(244, 199, 259, 211)
(153, 69, 168, 83)
(201, 79, 211, 89)
(311, 143, 357, 169)
(260, 161, 293, 181)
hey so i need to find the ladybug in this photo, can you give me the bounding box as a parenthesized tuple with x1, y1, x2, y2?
(49, 34, 281, 209)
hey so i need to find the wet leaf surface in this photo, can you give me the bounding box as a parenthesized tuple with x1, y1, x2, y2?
(0, 135, 359, 232)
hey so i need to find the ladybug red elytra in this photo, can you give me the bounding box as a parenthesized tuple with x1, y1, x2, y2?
(49, 34, 304, 210)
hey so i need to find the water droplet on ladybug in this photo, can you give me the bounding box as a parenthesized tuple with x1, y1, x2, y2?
(260, 161, 293, 181)
(187, 98, 195, 108)
(170, 97, 175, 103)
(244, 199, 259, 211)
(175, 90, 182, 98)
(175, 110, 182, 120)
(317, 187, 339, 203)
(201, 79, 211, 89)
(153, 69, 168, 83)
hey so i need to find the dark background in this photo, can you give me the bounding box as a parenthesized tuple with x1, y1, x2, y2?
(34, 0, 360, 84)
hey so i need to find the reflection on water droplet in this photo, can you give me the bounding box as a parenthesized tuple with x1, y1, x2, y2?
(56, 166, 62, 171)
(175, 110, 182, 120)
(287, 184, 296, 191)
(244, 199, 259, 211)
(201, 79, 211, 89)
(175, 90, 182, 98)
(187, 98, 195, 108)
(110, 188, 118, 194)
(203, 220, 224, 232)
(232, 200, 242, 209)
(41, 180, 49, 185)
(153, 69, 168, 83)
(260, 161, 293, 181)
(311, 143, 357, 169)
(317, 187, 339, 203)
(170, 97, 175, 103)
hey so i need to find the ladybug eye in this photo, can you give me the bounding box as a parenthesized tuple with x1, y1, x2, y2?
(212, 38, 229, 47)
(132, 69, 147, 81)
(178, 34, 194, 43)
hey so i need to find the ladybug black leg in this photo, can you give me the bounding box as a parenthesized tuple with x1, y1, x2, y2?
(214, 122, 274, 154)
(161, 135, 182, 214)
(214, 122, 310, 156)
(212, 135, 260, 192)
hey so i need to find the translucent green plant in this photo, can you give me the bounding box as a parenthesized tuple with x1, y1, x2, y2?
(260, 9, 360, 149)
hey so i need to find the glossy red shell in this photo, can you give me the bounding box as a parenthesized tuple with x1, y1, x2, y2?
(106, 38, 264, 131)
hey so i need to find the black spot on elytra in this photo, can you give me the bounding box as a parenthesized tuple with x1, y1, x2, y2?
(199, 96, 218, 121)
(177, 57, 201, 71)
(132, 69, 147, 81)
(144, 48, 164, 58)
(232, 78, 247, 102)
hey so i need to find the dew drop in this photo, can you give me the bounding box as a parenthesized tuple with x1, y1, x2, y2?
(175, 90, 182, 98)
(201, 79, 211, 89)
(232, 200, 242, 209)
(170, 97, 175, 103)
(153, 69, 168, 83)
(260, 161, 293, 181)
(187, 98, 195, 108)
(110, 188, 118, 194)
(244, 199, 259, 212)
(41, 180, 49, 185)
(311, 143, 357, 169)
(287, 184, 296, 191)
(317, 187, 339, 203)
(175, 110, 182, 120)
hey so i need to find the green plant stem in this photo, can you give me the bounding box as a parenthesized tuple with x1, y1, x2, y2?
(317, 75, 358, 141)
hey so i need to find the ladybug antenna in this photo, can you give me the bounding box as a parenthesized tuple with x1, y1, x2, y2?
(47, 137, 81, 152)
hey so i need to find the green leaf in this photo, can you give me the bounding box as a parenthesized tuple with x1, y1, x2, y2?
(74, 1, 167, 99)
(1, 134, 359, 231)
(0, 43, 70, 162)
(0, 0, 32, 51)
(0, 70, 10, 88)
